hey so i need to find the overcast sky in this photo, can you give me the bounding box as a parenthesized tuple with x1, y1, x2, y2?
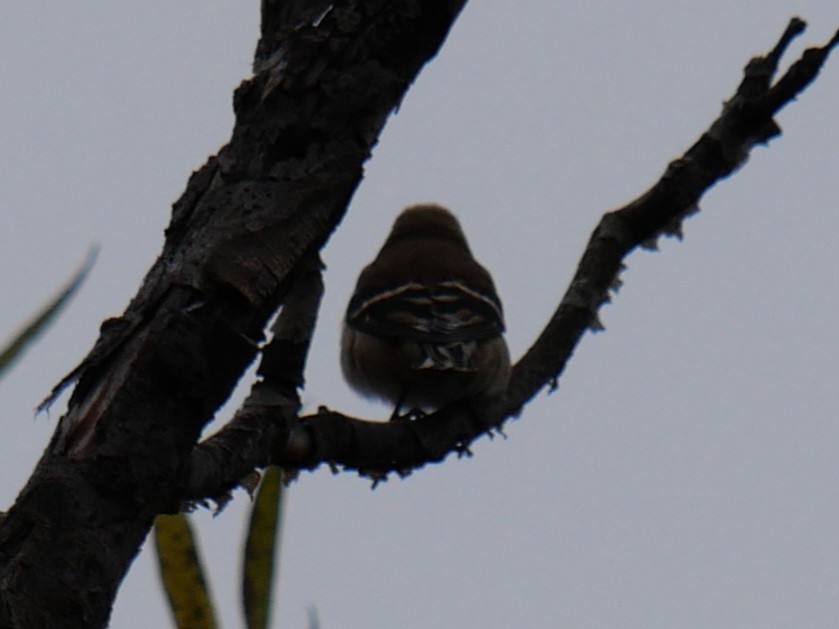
(2, 3, 839, 628)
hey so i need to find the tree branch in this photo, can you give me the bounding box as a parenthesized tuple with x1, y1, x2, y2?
(184, 255, 323, 501)
(0, 2, 467, 627)
(180, 18, 839, 492)
(1, 8, 835, 627)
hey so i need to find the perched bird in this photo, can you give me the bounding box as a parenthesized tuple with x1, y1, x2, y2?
(341, 204, 510, 418)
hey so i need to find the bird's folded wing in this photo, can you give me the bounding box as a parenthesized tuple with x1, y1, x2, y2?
(346, 280, 504, 343)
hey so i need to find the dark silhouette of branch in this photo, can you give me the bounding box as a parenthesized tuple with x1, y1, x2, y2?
(183, 18, 839, 492)
(0, 6, 835, 627)
(0, 2, 467, 627)
(185, 255, 324, 501)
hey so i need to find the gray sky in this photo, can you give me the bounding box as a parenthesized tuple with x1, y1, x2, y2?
(2, 3, 839, 628)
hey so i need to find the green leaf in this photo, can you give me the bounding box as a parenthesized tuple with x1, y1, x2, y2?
(307, 605, 321, 629)
(154, 513, 218, 629)
(0, 246, 97, 380)
(242, 466, 285, 629)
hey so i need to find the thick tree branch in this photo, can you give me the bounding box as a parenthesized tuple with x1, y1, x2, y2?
(0, 2, 467, 627)
(180, 18, 839, 493)
(1, 8, 835, 627)
(185, 255, 324, 501)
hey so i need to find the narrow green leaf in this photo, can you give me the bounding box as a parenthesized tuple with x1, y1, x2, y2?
(0, 246, 98, 380)
(154, 513, 218, 629)
(242, 466, 285, 629)
(307, 605, 321, 629)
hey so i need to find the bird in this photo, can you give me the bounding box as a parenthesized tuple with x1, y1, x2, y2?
(341, 203, 510, 419)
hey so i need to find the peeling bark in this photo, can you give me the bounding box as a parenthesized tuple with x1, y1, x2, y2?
(187, 19, 839, 486)
(0, 6, 835, 628)
(0, 2, 466, 626)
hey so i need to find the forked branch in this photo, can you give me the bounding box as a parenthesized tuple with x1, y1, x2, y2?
(185, 18, 838, 491)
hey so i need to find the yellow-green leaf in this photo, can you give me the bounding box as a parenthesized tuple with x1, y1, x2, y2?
(0, 246, 97, 380)
(242, 466, 285, 629)
(154, 513, 218, 629)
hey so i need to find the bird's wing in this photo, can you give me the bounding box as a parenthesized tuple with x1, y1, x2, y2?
(346, 280, 504, 344)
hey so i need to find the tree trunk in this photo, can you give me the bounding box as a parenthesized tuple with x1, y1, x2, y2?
(0, 2, 466, 626)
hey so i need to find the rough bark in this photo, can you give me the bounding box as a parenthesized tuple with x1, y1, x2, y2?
(184, 19, 839, 487)
(0, 6, 835, 629)
(0, 2, 466, 627)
